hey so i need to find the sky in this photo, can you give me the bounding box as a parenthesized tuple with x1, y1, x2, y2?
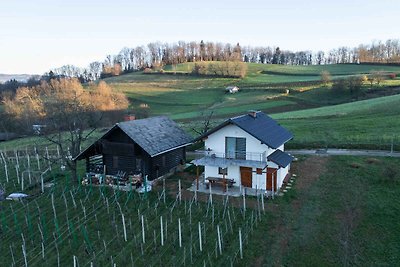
(1, 0, 399, 74)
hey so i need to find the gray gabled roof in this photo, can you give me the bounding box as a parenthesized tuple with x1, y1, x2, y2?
(198, 111, 293, 149)
(74, 116, 193, 160)
(117, 116, 193, 157)
(267, 149, 294, 168)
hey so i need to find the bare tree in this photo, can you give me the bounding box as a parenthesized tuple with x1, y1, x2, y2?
(192, 111, 215, 135)
(320, 71, 332, 85)
(370, 70, 385, 85)
(3, 78, 129, 180)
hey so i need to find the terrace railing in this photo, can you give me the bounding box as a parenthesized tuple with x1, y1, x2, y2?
(196, 150, 267, 163)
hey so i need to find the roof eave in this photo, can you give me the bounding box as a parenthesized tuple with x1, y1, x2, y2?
(73, 125, 119, 161)
(193, 119, 232, 142)
(150, 142, 193, 157)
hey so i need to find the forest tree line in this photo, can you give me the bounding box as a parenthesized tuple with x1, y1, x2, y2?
(1, 39, 400, 91)
(49, 39, 400, 81)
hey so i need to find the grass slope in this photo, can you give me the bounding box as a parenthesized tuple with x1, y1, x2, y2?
(242, 155, 400, 266)
(103, 63, 400, 121)
(272, 94, 400, 149)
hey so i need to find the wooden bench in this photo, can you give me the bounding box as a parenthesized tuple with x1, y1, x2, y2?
(205, 177, 236, 189)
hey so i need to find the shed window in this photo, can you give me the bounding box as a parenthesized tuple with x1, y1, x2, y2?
(256, 168, 262, 175)
(136, 158, 142, 171)
(162, 156, 166, 167)
(113, 156, 119, 168)
(218, 167, 228, 175)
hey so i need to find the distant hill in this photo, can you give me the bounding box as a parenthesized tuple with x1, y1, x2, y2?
(0, 74, 39, 83)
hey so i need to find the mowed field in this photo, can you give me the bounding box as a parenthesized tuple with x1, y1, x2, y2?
(274, 94, 400, 149)
(104, 63, 400, 121)
(100, 62, 400, 150)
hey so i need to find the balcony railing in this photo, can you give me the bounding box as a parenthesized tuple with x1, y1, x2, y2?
(195, 150, 266, 162)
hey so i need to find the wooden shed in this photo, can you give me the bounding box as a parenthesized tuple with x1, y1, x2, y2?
(74, 116, 193, 181)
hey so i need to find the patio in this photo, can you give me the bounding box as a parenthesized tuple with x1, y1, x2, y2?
(187, 179, 273, 197)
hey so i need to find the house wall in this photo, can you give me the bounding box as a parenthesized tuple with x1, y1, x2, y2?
(278, 165, 289, 187)
(205, 165, 241, 185)
(253, 170, 266, 190)
(204, 164, 288, 191)
(205, 124, 274, 157)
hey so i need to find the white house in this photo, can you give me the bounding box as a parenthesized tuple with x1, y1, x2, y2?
(192, 111, 293, 193)
(225, 86, 239, 94)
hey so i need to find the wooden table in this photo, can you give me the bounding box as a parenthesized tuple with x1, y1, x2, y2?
(205, 177, 235, 189)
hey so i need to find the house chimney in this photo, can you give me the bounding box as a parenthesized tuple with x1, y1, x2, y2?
(248, 110, 257, 118)
(124, 114, 136, 121)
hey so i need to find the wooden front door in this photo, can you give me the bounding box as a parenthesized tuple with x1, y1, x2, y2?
(240, 167, 252, 187)
(266, 168, 277, 191)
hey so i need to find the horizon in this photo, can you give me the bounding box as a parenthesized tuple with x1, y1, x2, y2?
(1, 0, 399, 74)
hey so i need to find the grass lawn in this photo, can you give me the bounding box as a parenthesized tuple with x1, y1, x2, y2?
(98, 63, 400, 122)
(263, 94, 400, 150)
(241, 155, 400, 266)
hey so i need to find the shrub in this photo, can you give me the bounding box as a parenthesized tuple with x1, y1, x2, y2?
(192, 61, 247, 78)
(320, 71, 331, 85)
(143, 68, 153, 74)
(192, 62, 207, 75)
(331, 79, 348, 93)
(370, 70, 385, 85)
(348, 76, 364, 95)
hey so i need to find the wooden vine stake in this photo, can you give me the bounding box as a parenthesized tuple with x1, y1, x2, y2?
(261, 192, 265, 212)
(178, 179, 182, 203)
(36, 152, 40, 171)
(160, 216, 164, 246)
(46, 147, 51, 170)
(242, 191, 246, 217)
(178, 218, 182, 248)
(122, 212, 127, 242)
(217, 224, 222, 255)
(239, 228, 243, 259)
(15, 150, 19, 167)
(198, 221, 202, 252)
(27, 153, 31, 183)
(9, 245, 16, 266)
(209, 183, 213, 205)
(141, 215, 145, 244)
(41, 242, 45, 259)
(22, 244, 28, 267)
(1, 153, 9, 182)
(272, 172, 275, 200)
(15, 165, 20, 184)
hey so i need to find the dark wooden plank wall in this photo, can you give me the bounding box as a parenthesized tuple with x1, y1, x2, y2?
(148, 147, 185, 179)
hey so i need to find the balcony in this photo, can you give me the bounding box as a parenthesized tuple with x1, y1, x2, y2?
(191, 150, 268, 169)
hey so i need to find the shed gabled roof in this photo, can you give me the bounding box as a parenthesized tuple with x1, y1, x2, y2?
(74, 116, 193, 160)
(267, 149, 294, 168)
(198, 111, 293, 149)
(117, 116, 192, 157)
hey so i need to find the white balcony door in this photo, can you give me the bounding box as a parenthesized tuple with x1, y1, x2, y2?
(225, 137, 246, 159)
